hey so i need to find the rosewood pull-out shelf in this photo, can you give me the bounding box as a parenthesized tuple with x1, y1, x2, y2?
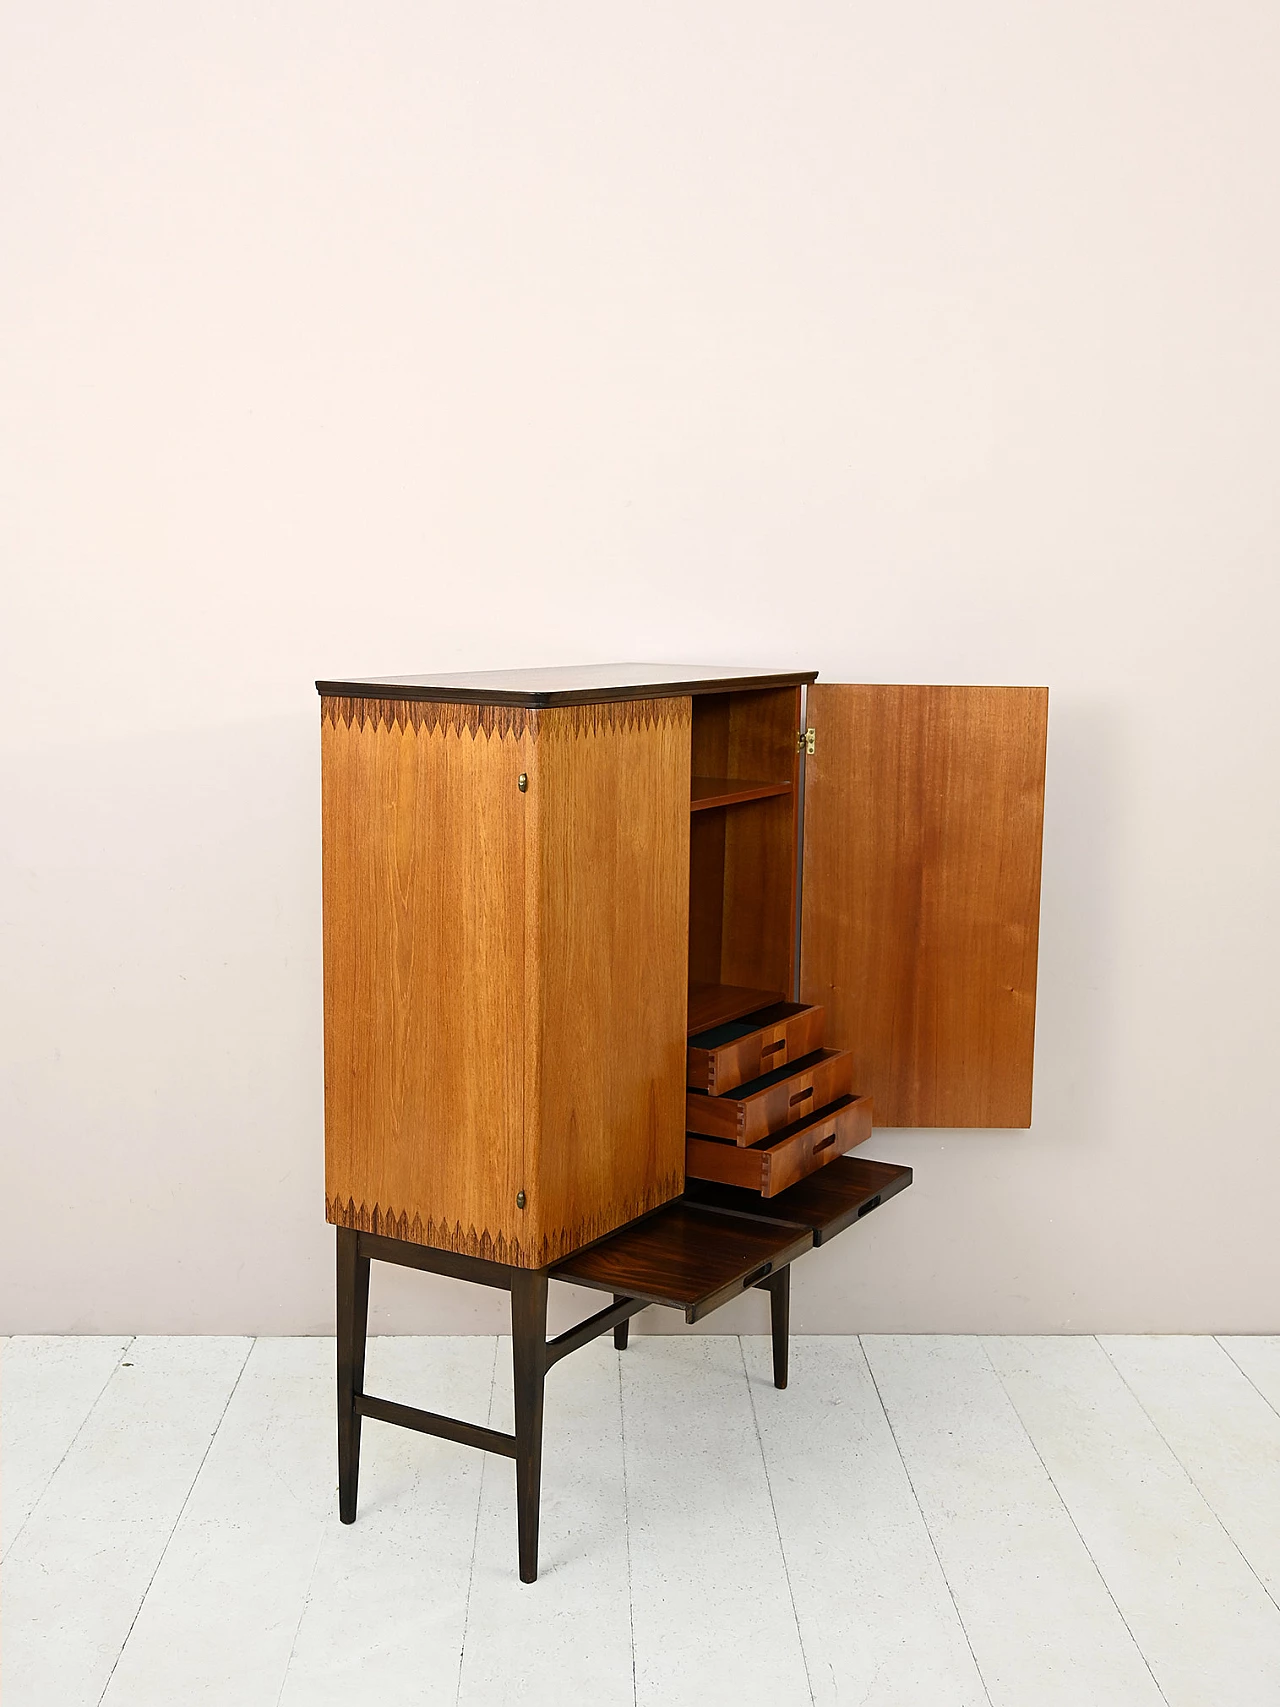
(685, 1154, 913, 1243)
(552, 1200, 813, 1323)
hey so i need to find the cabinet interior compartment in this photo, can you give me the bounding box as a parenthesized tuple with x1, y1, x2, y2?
(687, 688, 801, 1033)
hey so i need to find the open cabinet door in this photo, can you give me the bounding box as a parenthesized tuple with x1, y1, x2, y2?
(800, 685, 1048, 1127)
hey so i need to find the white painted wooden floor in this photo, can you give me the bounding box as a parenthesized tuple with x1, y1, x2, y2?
(4, 1335, 1280, 1706)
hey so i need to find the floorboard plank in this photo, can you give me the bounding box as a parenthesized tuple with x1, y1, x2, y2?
(622, 1335, 811, 1707)
(1, 1336, 251, 1707)
(863, 1335, 1162, 1707)
(278, 1336, 497, 1707)
(743, 1335, 987, 1707)
(1, 1335, 132, 1556)
(12, 1334, 1280, 1706)
(988, 1335, 1280, 1706)
(1101, 1336, 1280, 1609)
(100, 1338, 334, 1706)
(1218, 1337, 1280, 1415)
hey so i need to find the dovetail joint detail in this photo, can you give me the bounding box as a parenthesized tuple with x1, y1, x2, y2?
(325, 1179, 684, 1268)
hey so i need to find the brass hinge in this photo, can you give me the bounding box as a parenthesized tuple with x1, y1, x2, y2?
(797, 727, 815, 755)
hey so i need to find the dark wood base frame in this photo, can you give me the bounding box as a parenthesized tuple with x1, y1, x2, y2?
(335, 1226, 791, 1583)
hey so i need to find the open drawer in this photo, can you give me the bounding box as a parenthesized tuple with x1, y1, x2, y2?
(687, 1002, 826, 1094)
(551, 1202, 813, 1323)
(685, 1093, 873, 1197)
(687, 1048, 853, 1145)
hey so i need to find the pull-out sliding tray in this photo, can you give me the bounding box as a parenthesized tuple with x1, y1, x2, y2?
(551, 1201, 813, 1323)
(685, 1155, 913, 1244)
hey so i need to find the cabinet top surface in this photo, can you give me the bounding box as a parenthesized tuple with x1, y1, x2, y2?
(315, 662, 819, 707)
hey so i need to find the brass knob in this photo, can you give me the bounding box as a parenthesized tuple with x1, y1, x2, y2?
(517, 773, 528, 792)
(516, 1190, 526, 1209)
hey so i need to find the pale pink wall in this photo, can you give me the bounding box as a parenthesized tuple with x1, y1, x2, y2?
(2, 2, 1277, 1332)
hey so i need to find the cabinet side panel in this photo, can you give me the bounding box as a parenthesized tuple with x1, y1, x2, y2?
(800, 684, 1047, 1127)
(321, 697, 533, 1259)
(530, 698, 691, 1262)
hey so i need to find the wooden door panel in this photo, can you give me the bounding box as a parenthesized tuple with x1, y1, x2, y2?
(800, 685, 1047, 1127)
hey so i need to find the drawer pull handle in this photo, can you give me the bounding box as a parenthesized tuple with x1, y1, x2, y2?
(813, 1133, 837, 1154)
(743, 1262, 773, 1289)
(761, 1039, 786, 1057)
(789, 1087, 814, 1107)
(856, 1194, 882, 1217)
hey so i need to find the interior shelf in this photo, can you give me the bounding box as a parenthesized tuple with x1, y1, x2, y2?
(687, 981, 788, 1036)
(690, 776, 792, 812)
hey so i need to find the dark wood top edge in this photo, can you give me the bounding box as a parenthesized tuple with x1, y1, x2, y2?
(315, 669, 819, 707)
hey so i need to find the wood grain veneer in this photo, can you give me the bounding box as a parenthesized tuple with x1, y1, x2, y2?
(321, 693, 691, 1266)
(687, 806, 728, 986)
(800, 684, 1048, 1128)
(527, 697, 691, 1260)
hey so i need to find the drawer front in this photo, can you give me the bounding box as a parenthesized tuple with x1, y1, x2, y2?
(687, 1048, 853, 1146)
(687, 1002, 825, 1094)
(686, 1095, 873, 1197)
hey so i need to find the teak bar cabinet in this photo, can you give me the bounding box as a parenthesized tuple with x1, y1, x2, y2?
(317, 663, 1049, 1580)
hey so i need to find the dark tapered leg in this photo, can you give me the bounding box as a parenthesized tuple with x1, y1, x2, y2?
(336, 1226, 371, 1523)
(613, 1294, 630, 1351)
(511, 1268, 549, 1583)
(767, 1267, 790, 1389)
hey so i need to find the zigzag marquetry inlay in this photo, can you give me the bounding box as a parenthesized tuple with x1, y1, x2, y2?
(321, 694, 689, 741)
(542, 698, 690, 737)
(326, 1195, 534, 1264)
(326, 1177, 684, 1268)
(321, 696, 536, 739)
